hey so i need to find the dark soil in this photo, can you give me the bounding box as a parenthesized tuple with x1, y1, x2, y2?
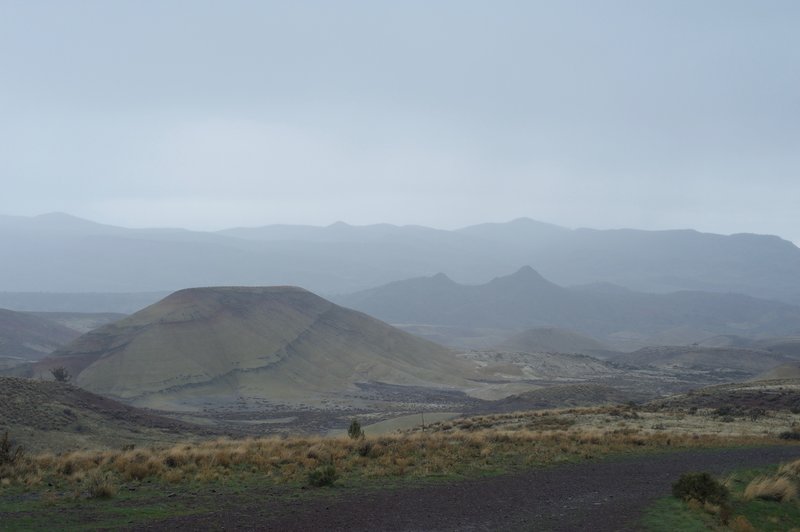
(649, 381, 800, 412)
(135, 445, 800, 531)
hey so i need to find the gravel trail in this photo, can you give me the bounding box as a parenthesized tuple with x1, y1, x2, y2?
(142, 446, 800, 531)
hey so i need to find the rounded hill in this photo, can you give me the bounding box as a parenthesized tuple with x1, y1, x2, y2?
(42, 286, 471, 409)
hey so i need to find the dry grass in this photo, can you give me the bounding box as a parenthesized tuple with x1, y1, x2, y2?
(736, 456, 800, 505)
(743, 475, 798, 502)
(729, 515, 757, 532)
(0, 406, 792, 496)
(86, 470, 116, 499)
(778, 457, 800, 477)
(435, 405, 800, 439)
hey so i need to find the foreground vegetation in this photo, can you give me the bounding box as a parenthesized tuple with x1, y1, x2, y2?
(644, 457, 800, 531)
(1, 405, 798, 528)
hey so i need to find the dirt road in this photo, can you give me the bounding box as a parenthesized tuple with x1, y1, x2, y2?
(145, 446, 800, 531)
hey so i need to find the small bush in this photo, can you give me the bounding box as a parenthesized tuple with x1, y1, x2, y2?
(58, 460, 74, 476)
(672, 472, 729, 505)
(356, 440, 372, 457)
(0, 432, 23, 465)
(779, 431, 800, 440)
(50, 367, 71, 383)
(713, 406, 734, 417)
(729, 515, 756, 532)
(307, 464, 338, 487)
(86, 471, 116, 499)
(347, 419, 364, 440)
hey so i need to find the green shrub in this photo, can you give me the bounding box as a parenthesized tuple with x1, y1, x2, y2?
(0, 432, 23, 465)
(50, 367, 71, 383)
(347, 419, 364, 440)
(356, 440, 372, 457)
(779, 431, 800, 440)
(713, 406, 735, 417)
(672, 472, 728, 505)
(307, 464, 338, 487)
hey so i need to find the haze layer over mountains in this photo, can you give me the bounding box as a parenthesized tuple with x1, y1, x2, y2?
(2, 213, 800, 310)
(335, 266, 800, 351)
(2, 212, 800, 432)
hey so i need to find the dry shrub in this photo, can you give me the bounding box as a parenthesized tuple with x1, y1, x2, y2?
(730, 515, 756, 532)
(743, 475, 797, 502)
(778, 458, 800, 478)
(195, 466, 220, 483)
(163, 446, 190, 469)
(86, 470, 116, 499)
(212, 449, 233, 468)
(58, 460, 75, 476)
(306, 444, 330, 462)
(10, 406, 786, 490)
(163, 469, 184, 483)
(115, 452, 163, 481)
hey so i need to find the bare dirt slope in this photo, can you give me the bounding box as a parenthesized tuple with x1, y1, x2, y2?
(136, 446, 800, 531)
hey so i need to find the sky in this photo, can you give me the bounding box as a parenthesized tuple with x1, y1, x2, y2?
(1, 0, 798, 242)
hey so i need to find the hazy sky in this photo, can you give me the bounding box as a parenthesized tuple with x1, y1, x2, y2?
(1, 1, 798, 241)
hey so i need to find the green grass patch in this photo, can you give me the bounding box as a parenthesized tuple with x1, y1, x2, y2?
(0, 483, 203, 530)
(643, 461, 800, 531)
(641, 497, 711, 532)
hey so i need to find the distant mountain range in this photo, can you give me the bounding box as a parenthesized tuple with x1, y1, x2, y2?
(334, 266, 800, 350)
(1, 213, 799, 311)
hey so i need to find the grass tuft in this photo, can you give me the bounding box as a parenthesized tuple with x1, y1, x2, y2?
(86, 470, 116, 499)
(307, 464, 338, 487)
(742, 475, 797, 502)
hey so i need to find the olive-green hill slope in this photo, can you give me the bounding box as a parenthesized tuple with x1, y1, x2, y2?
(41, 287, 473, 409)
(0, 376, 214, 453)
(753, 363, 800, 381)
(0, 308, 80, 360)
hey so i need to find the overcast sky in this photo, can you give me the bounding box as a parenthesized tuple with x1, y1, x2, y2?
(1, 1, 798, 242)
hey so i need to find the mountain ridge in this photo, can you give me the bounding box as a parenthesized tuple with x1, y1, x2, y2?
(1, 213, 799, 306)
(334, 267, 800, 350)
